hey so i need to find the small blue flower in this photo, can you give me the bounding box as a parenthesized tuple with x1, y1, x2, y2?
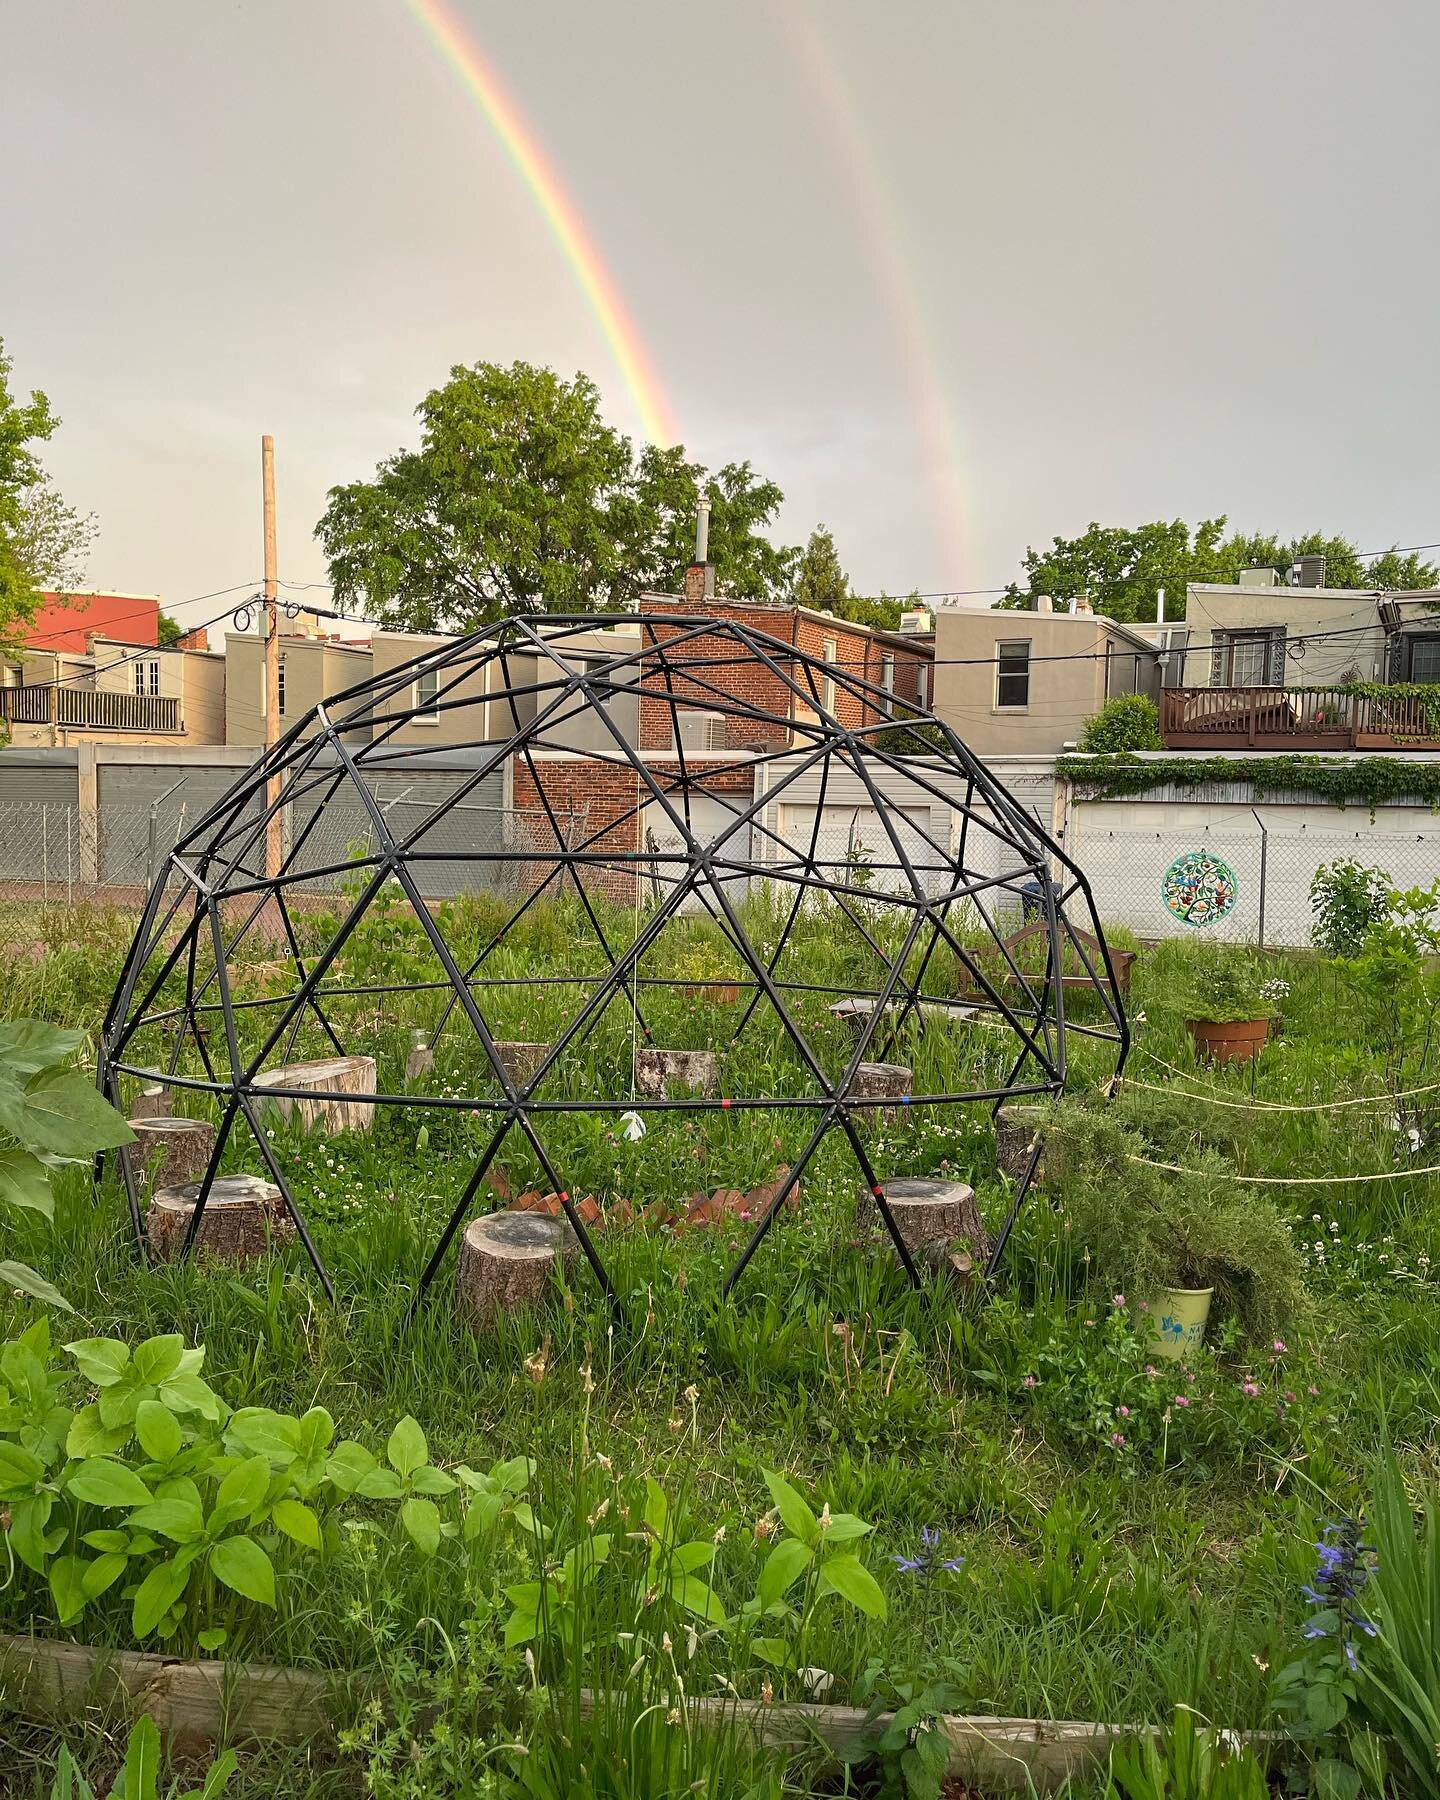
(893, 1527, 965, 1582)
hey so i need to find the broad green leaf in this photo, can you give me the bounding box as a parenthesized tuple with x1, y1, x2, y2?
(99, 1384, 143, 1431)
(750, 1636, 796, 1671)
(156, 1370, 220, 1419)
(49, 1554, 89, 1624)
(9, 1492, 53, 1571)
(643, 1476, 669, 1542)
(1, 1071, 135, 1159)
(271, 1497, 322, 1550)
(504, 1605, 539, 1648)
(673, 1540, 717, 1575)
(132, 1556, 189, 1639)
(504, 1580, 544, 1611)
(818, 1512, 871, 1543)
(817, 1552, 887, 1619)
(209, 1455, 269, 1530)
(758, 1537, 813, 1612)
(0, 1149, 53, 1217)
(669, 1573, 728, 1624)
(464, 1492, 506, 1541)
(0, 1260, 72, 1311)
(325, 1441, 376, 1494)
(295, 1407, 335, 1461)
(81, 1552, 129, 1600)
(227, 1407, 298, 1463)
(132, 1334, 185, 1386)
(762, 1470, 819, 1549)
(197, 1627, 228, 1653)
(355, 1467, 404, 1501)
(209, 1535, 276, 1608)
(67, 1459, 153, 1509)
(0, 1439, 46, 1493)
(0, 1020, 87, 1075)
(401, 1495, 442, 1556)
(494, 1455, 535, 1494)
(67, 1403, 132, 1460)
(82, 1529, 129, 1553)
(127, 1498, 205, 1542)
(386, 1415, 427, 1479)
(135, 1399, 182, 1464)
(410, 1464, 458, 1495)
(0, 1259, 72, 1311)
(121, 1711, 162, 1800)
(66, 1337, 130, 1386)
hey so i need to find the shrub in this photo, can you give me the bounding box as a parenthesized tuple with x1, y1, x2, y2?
(1179, 949, 1278, 1024)
(1077, 694, 1162, 754)
(1048, 1103, 1308, 1342)
(1310, 858, 1391, 958)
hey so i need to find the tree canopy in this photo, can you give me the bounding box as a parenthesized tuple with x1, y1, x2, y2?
(1002, 519, 1438, 623)
(316, 361, 799, 631)
(0, 336, 92, 640)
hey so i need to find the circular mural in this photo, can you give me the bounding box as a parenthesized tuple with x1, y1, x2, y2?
(1161, 850, 1238, 928)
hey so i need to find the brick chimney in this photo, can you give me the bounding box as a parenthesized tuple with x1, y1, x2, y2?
(177, 626, 209, 651)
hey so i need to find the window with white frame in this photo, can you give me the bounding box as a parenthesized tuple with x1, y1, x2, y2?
(413, 665, 441, 720)
(821, 636, 837, 713)
(133, 660, 160, 697)
(995, 640, 1030, 709)
(881, 652, 895, 714)
(259, 655, 287, 720)
(917, 663, 929, 713)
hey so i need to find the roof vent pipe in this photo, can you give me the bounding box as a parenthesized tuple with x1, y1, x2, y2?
(694, 497, 711, 565)
(1156, 586, 1165, 625)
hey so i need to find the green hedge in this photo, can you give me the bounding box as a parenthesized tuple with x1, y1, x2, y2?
(1054, 752, 1440, 809)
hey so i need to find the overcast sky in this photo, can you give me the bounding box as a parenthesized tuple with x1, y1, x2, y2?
(5, 0, 1439, 635)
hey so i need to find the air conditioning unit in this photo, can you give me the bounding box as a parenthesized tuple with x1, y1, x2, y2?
(1290, 555, 1327, 588)
(676, 711, 726, 752)
(897, 608, 933, 634)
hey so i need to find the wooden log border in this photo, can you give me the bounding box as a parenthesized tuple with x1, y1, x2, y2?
(0, 1636, 1274, 1790)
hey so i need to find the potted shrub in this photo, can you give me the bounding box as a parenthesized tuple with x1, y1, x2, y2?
(1180, 951, 1278, 1064)
(1051, 1104, 1307, 1357)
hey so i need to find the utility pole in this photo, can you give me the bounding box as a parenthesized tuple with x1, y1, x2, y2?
(261, 435, 282, 883)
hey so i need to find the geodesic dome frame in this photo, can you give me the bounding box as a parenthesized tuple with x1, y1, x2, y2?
(99, 610, 1130, 1314)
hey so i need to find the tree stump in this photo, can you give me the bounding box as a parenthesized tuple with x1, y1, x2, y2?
(995, 1104, 1059, 1182)
(129, 1116, 217, 1191)
(146, 1174, 296, 1265)
(456, 1211, 578, 1329)
(866, 1176, 991, 1261)
(130, 1079, 172, 1122)
(842, 1061, 913, 1127)
(405, 1042, 435, 1082)
(634, 1047, 719, 1098)
(829, 997, 901, 1042)
(492, 1042, 551, 1089)
(252, 1056, 376, 1133)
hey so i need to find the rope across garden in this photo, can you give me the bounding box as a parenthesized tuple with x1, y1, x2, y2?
(98, 611, 1130, 1313)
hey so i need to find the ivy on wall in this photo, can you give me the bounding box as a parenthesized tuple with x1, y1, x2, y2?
(1055, 752, 1440, 809)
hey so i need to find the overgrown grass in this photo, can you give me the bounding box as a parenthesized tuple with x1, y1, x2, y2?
(1, 894, 1436, 1796)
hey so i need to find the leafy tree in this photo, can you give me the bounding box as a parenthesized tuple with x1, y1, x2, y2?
(794, 525, 850, 610)
(0, 337, 93, 641)
(156, 613, 183, 649)
(1003, 519, 1438, 623)
(316, 361, 798, 630)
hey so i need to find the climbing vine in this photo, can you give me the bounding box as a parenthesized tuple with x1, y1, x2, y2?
(1056, 752, 1440, 810)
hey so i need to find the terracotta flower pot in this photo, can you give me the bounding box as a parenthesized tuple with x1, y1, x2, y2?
(1185, 1016, 1270, 1065)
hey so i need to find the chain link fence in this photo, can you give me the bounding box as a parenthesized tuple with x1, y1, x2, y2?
(1066, 812, 1440, 947)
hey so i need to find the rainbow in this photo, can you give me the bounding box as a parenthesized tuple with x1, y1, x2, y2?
(773, 3, 971, 589)
(400, 0, 677, 448)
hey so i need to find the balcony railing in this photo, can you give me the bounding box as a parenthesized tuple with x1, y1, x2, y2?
(0, 685, 180, 734)
(1161, 685, 1440, 751)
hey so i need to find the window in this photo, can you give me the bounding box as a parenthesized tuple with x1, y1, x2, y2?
(881, 653, 895, 714)
(1210, 628, 1285, 686)
(917, 663, 929, 713)
(133, 660, 160, 697)
(821, 636, 837, 713)
(1395, 634, 1440, 683)
(259, 656, 287, 720)
(413, 665, 441, 720)
(995, 640, 1030, 709)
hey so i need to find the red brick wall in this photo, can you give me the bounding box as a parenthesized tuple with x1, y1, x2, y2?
(511, 752, 754, 902)
(636, 597, 931, 749)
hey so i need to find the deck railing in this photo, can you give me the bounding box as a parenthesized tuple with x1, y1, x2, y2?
(0, 685, 180, 733)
